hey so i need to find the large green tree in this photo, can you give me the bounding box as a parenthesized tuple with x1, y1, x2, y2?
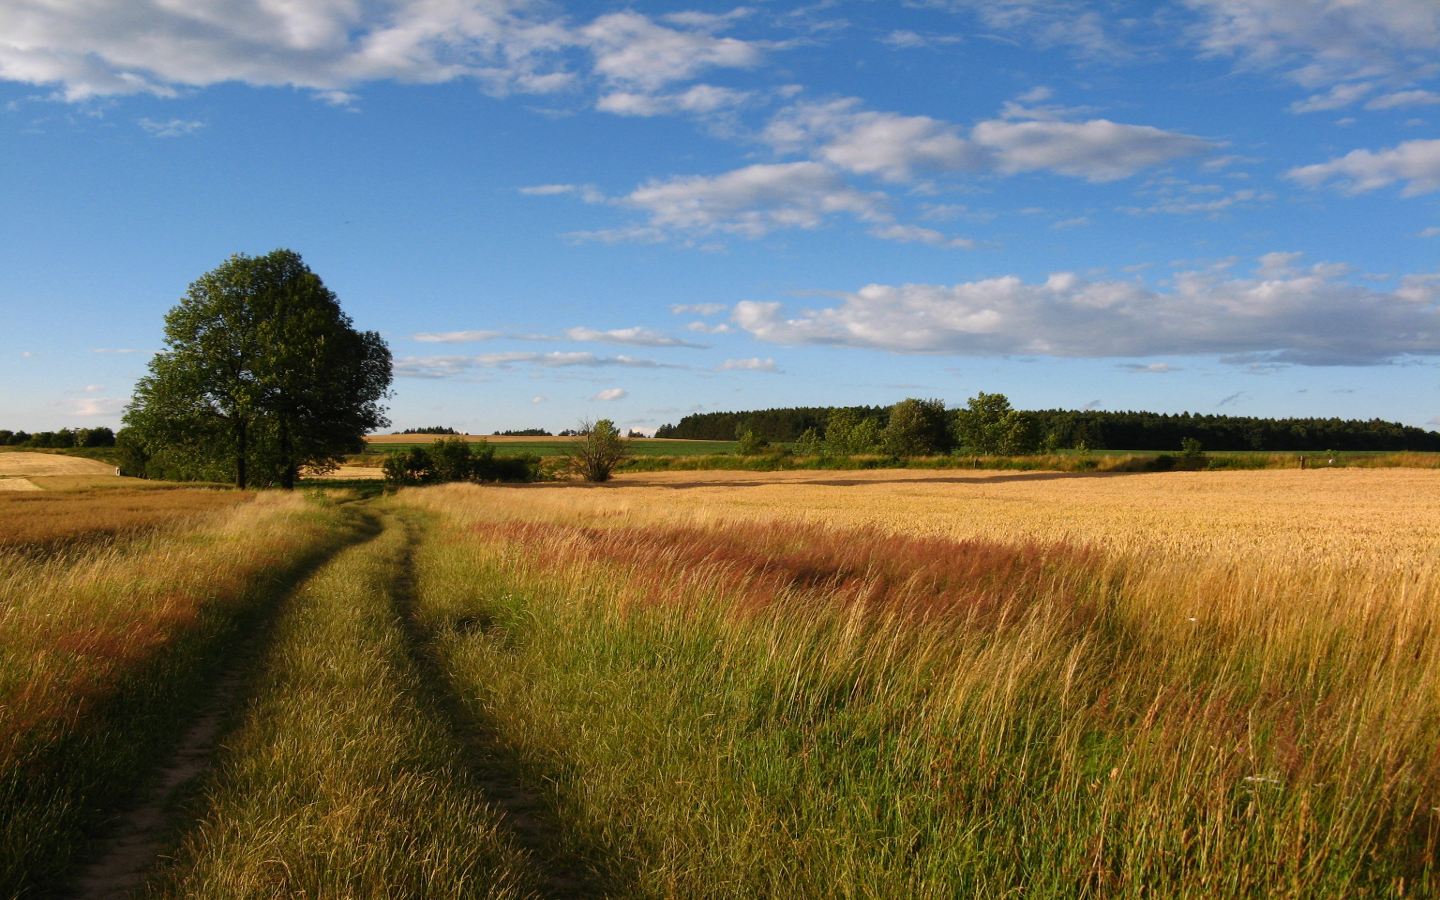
(952, 392, 1037, 456)
(124, 250, 391, 488)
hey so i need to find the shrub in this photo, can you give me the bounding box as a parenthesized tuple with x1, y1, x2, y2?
(570, 419, 629, 482)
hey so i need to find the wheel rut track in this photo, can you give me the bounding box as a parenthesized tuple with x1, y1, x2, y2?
(389, 513, 627, 900)
(64, 510, 383, 900)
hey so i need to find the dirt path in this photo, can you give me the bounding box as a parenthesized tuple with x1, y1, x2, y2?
(68, 665, 247, 898)
(63, 518, 378, 899)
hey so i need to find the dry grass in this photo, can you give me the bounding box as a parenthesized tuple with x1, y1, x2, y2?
(0, 451, 117, 478)
(0, 486, 249, 555)
(395, 468, 1440, 894)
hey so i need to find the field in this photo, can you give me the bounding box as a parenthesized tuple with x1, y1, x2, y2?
(2, 463, 1438, 895)
(363, 434, 739, 458)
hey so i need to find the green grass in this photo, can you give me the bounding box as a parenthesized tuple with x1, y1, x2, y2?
(394, 490, 1440, 897)
(152, 510, 545, 898)
(0, 494, 358, 895)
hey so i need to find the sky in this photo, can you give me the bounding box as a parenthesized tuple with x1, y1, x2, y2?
(2, 0, 1439, 436)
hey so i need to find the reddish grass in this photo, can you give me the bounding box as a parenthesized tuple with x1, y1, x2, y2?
(485, 519, 1103, 627)
(0, 488, 249, 556)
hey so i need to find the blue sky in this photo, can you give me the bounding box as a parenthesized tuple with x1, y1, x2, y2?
(2, 0, 1438, 435)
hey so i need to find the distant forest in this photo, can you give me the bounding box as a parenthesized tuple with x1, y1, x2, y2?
(655, 406, 1440, 452)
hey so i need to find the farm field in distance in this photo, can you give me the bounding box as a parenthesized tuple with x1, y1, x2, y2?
(2, 456, 1438, 895)
(363, 433, 740, 457)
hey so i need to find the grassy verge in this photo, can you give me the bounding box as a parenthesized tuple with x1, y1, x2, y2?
(152, 512, 543, 898)
(397, 487, 1439, 896)
(0, 493, 359, 894)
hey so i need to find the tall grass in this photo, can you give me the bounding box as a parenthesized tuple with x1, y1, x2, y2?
(0, 485, 247, 555)
(0, 492, 355, 894)
(154, 512, 543, 898)
(398, 482, 1440, 896)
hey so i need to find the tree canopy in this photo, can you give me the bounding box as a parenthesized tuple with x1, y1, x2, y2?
(123, 250, 392, 488)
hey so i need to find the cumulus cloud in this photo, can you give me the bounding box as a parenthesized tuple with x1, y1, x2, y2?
(531, 394, 547, 404)
(764, 99, 979, 183)
(592, 387, 627, 401)
(412, 330, 501, 343)
(734, 254, 1440, 366)
(595, 84, 750, 117)
(971, 118, 1213, 182)
(1288, 139, 1440, 196)
(621, 162, 886, 238)
(564, 326, 705, 348)
(0, 0, 578, 102)
(395, 351, 680, 378)
(581, 10, 762, 91)
(0, 2, 767, 113)
(1185, 0, 1440, 86)
(1120, 363, 1179, 373)
(717, 356, 778, 372)
(765, 97, 1212, 184)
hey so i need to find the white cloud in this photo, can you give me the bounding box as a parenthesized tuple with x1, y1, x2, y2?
(581, 11, 762, 91)
(395, 351, 679, 378)
(519, 183, 606, 203)
(0, 0, 578, 102)
(867, 223, 974, 249)
(1419, 226, 1440, 238)
(138, 117, 204, 137)
(564, 326, 704, 348)
(1366, 90, 1440, 111)
(413, 330, 501, 343)
(734, 254, 1440, 366)
(922, 1, 1127, 59)
(1120, 363, 1179, 373)
(879, 30, 964, 50)
(766, 97, 1212, 184)
(971, 118, 1213, 182)
(592, 387, 627, 401)
(1122, 187, 1271, 216)
(90, 347, 141, 353)
(596, 84, 750, 117)
(670, 302, 726, 315)
(623, 161, 887, 238)
(19, 351, 33, 359)
(531, 394, 547, 404)
(1051, 216, 1091, 230)
(717, 356, 777, 372)
(1185, 0, 1440, 86)
(70, 396, 125, 416)
(1288, 139, 1440, 196)
(764, 99, 978, 183)
(687, 321, 733, 334)
(1287, 82, 1373, 113)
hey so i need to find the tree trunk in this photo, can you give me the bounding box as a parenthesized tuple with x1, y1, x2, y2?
(279, 416, 295, 490)
(235, 418, 248, 489)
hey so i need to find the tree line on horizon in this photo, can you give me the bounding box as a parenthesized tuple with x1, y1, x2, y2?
(656, 403, 1440, 453)
(0, 427, 116, 449)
